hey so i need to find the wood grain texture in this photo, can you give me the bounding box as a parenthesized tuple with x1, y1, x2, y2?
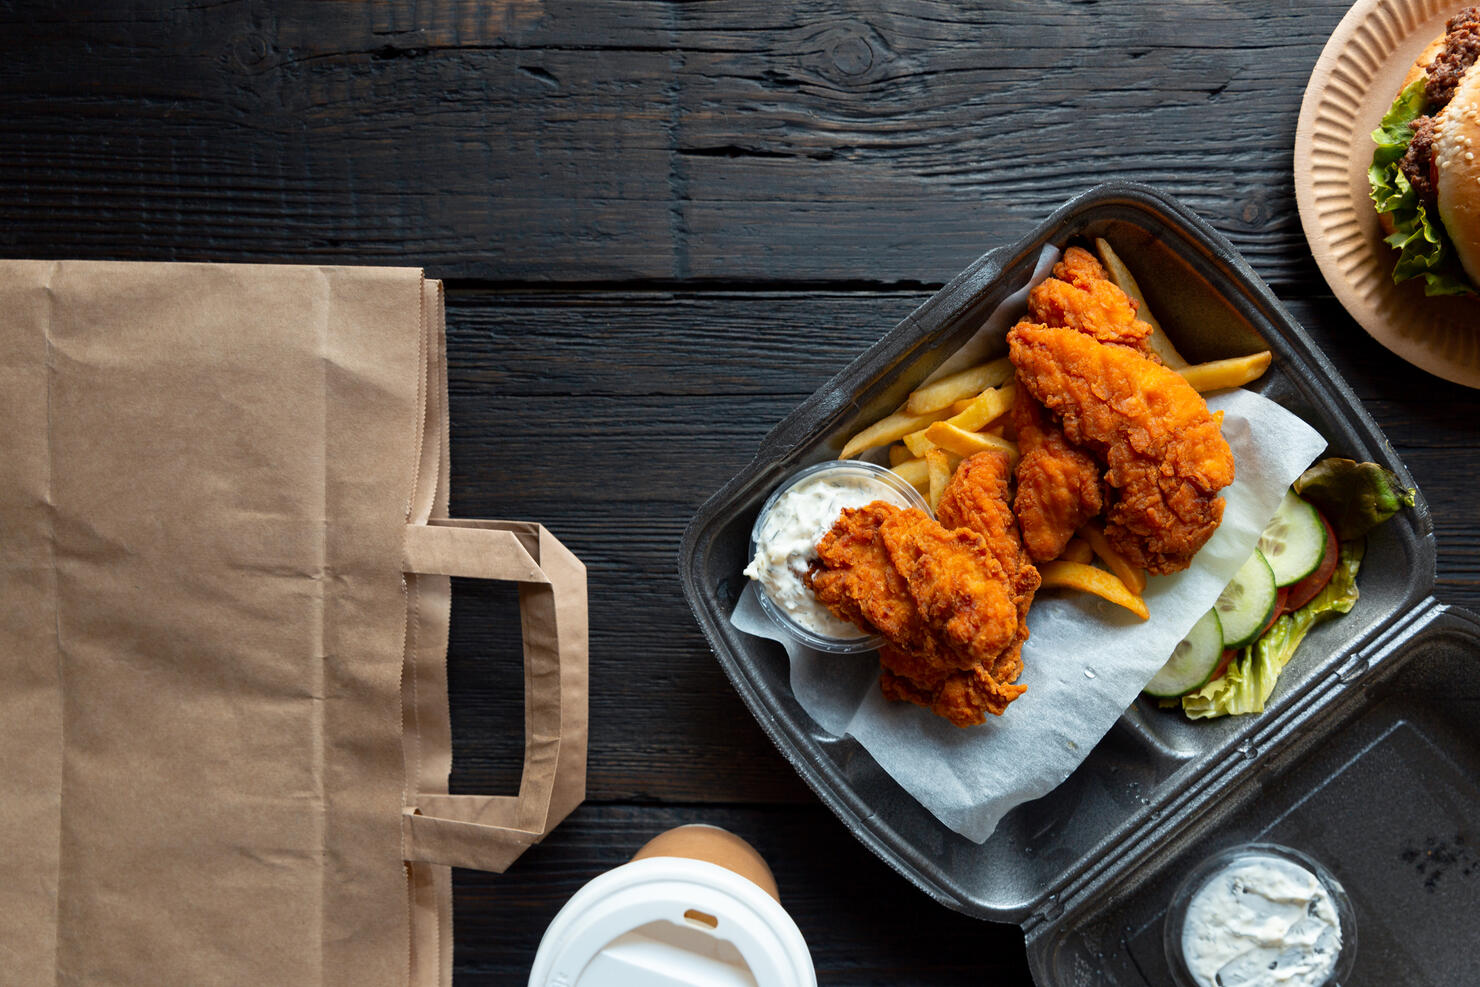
(1, 0, 1350, 286)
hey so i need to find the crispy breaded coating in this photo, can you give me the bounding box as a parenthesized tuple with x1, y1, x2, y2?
(1010, 387, 1104, 563)
(878, 509, 1019, 661)
(1028, 246, 1156, 354)
(1008, 322, 1234, 574)
(808, 474, 1038, 726)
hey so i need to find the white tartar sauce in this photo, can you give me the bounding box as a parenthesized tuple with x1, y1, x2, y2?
(1180, 853, 1342, 987)
(743, 468, 914, 638)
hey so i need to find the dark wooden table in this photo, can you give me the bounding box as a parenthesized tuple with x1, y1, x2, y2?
(5, 2, 1478, 982)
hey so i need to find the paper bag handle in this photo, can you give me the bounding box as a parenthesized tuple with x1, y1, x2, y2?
(399, 520, 588, 872)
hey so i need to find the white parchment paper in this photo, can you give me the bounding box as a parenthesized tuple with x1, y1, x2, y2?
(731, 388, 1327, 843)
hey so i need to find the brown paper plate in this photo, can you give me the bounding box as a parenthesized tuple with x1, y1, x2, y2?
(1295, 0, 1480, 388)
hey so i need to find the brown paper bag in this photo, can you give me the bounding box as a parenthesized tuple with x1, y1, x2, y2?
(0, 261, 588, 986)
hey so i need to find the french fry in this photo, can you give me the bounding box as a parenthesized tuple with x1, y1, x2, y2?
(1094, 237, 1189, 369)
(1176, 351, 1273, 393)
(926, 449, 952, 512)
(901, 428, 934, 459)
(922, 421, 1018, 461)
(1060, 537, 1095, 565)
(1039, 561, 1150, 621)
(838, 405, 956, 460)
(890, 457, 930, 492)
(888, 443, 913, 467)
(902, 383, 1017, 457)
(1079, 522, 1147, 596)
(948, 397, 976, 414)
(949, 382, 1016, 433)
(891, 454, 959, 493)
(904, 357, 1014, 415)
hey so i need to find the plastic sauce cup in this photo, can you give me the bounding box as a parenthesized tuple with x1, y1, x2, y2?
(529, 825, 816, 987)
(747, 459, 930, 654)
(1164, 842, 1356, 987)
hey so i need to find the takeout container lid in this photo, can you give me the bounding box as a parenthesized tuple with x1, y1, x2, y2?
(1043, 606, 1480, 985)
(528, 829, 815, 987)
(679, 183, 1478, 983)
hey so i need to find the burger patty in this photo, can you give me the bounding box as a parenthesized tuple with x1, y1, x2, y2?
(1427, 6, 1480, 107)
(1399, 7, 1480, 209)
(1401, 115, 1441, 208)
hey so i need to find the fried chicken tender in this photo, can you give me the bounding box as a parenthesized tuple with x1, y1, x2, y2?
(1008, 322, 1235, 574)
(810, 503, 1016, 674)
(808, 504, 976, 679)
(807, 460, 1039, 726)
(1052, 244, 1107, 284)
(1010, 387, 1104, 563)
(880, 651, 1027, 724)
(806, 501, 932, 654)
(1028, 246, 1156, 354)
(878, 509, 1019, 661)
(936, 451, 1040, 691)
(936, 450, 1020, 561)
(869, 453, 1040, 726)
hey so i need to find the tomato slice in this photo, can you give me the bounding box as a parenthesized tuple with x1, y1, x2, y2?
(1204, 586, 1290, 688)
(1285, 511, 1339, 611)
(1208, 648, 1237, 684)
(1266, 587, 1290, 634)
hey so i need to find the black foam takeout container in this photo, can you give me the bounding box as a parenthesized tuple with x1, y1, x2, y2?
(678, 184, 1478, 984)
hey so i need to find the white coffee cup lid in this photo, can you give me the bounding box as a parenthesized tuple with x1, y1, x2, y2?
(528, 855, 816, 987)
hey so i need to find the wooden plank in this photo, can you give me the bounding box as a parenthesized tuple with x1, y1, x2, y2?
(0, 1, 1352, 285)
(452, 802, 1033, 983)
(0, 2, 679, 277)
(439, 291, 1480, 805)
(445, 289, 922, 396)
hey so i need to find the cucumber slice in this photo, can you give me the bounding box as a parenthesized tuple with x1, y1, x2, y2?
(1214, 549, 1278, 649)
(1145, 608, 1225, 697)
(1257, 491, 1327, 587)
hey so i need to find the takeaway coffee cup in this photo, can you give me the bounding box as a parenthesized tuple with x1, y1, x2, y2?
(528, 825, 816, 986)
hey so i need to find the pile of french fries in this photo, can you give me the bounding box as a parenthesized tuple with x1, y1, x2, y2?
(837, 238, 1273, 621)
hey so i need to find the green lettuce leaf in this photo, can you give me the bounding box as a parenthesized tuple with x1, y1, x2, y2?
(1181, 541, 1364, 719)
(1294, 458, 1415, 540)
(1368, 80, 1476, 297)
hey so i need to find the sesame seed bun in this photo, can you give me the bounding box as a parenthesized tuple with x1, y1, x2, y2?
(1434, 65, 1480, 285)
(1401, 36, 1447, 93)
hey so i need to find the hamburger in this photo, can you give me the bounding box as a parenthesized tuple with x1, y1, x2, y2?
(1369, 7, 1480, 296)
